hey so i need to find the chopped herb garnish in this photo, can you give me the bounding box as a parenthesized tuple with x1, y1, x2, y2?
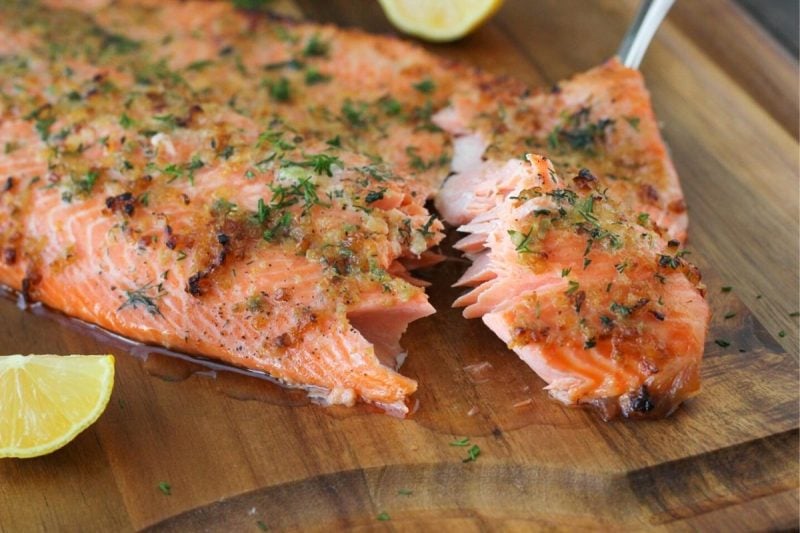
(561, 267, 571, 277)
(610, 302, 632, 317)
(257, 198, 269, 224)
(157, 482, 171, 495)
(282, 153, 342, 176)
(565, 280, 580, 295)
(412, 78, 435, 94)
(365, 189, 385, 204)
(154, 113, 178, 130)
(376, 511, 390, 522)
(508, 227, 534, 254)
(463, 444, 481, 463)
(380, 96, 403, 116)
(625, 116, 640, 131)
(637, 212, 650, 226)
(256, 520, 268, 531)
(326, 135, 341, 148)
(584, 338, 596, 349)
(219, 145, 235, 160)
(724, 312, 736, 319)
(397, 489, 413, 496)
(118, 113, 134, 128)
(34, 117, 56, 141)
(233, 0, 274, 10)
(418, 215, 436, 237)
(778, 330, 786, 338)
(264, 59, 303, 71)
(721, 286, 733, 292)
(303, 34, 329, 57)
(119, 282, 163, 317)
(341, 99, 367, 127)
(74, 169, 100, 196)
(269, 77, 291, 102)
(714, 339, 730, 348)
(547, 107, 614, 155)
(262, 211, 292, 242)
(304, 67, 330, 85)
(449, 437, 470, 447)
(186, 59, 214, 71)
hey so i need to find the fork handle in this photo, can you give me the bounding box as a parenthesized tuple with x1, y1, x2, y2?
(617, 0, 675, 69)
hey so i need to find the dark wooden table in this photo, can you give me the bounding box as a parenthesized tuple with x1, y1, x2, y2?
(1, 1, 797, 531)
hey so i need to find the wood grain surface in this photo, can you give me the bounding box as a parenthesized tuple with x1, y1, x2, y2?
(1, 0, 798, 531)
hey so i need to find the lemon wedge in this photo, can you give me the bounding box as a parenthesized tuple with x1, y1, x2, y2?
(0, 354, 115, 458)
(378, 0, 504, 42)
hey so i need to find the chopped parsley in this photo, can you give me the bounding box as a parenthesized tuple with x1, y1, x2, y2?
(637, 212, 650, 226)
(119, 282, 163, 317)
(365, 189, 385, 204)
(34, 117, 56, 141)
(507, 228, 534, 254)
(157, 482, 171, 495)
(565, 280, 580, 295)
(341, 99, 367, 127)
(74, 169, 100, 196)
(119, 113, 134, 128)
(723, 312, 736, 319)
(418, 215, 436, 237)
(304, 67, 330, 85)
(547, 107, 614, 155)
(397, 489, 413, 496)
(380, 96, 402, 116)
(256, 520, 268, 531)
(721, 286, 733, 292)
(714, 339, 730, 348)
(463, 444, 481, 463)
(625, 116, 640, 131)
(412, 78, 435, 94)
(376, 511, 391, 522)
(610, 302, 632, 317)
(449, 437, 470, 447)
(268, 77, 291, 102)
(303, 34, 329, 57)
(186, 59, 214, 71)
(282, 153, 342, 176)
(778, 330, 786, 338)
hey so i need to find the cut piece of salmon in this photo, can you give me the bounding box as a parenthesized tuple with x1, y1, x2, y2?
(0, 0, 467, 414)
(436, 58, 688, 242)
(445, 154, 709, 418)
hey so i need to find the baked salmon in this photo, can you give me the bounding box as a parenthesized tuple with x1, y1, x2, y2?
(0, 0, 709, 418)
(437, 62, 710, 418)
(0, 0, 467, 414)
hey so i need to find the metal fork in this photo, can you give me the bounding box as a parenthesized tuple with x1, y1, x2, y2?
(617, 0, 676, 69)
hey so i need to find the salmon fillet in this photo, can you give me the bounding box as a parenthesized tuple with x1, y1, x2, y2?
(0, 0, 709, 418)
(437, 63, 710, 418)
(0, 0, 467, 414)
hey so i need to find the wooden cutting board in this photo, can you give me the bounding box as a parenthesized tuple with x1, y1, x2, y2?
(1, 0, 797, 530)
